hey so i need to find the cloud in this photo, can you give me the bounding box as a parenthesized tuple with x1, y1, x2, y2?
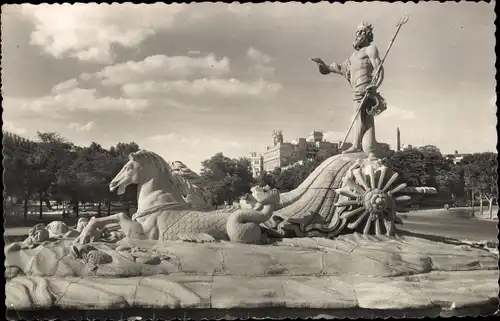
(162, 99, 210, 112)
(79, 73, 92, 81)
(227, 3, 253, 16)
(89, 52, 281, 103)
(3, 88, 149, 117)
(246, 46, 275, 78)
(148, 133, 179, 141)
(148, 133, 200, 145)
(145, 133, 246, 172)
(251, 64, 276, 79)
(142, 125, 257, 173)
(93, 54, 230, 86)
(3, 121, 27, 135)
(20, 3, 185, 63)
(490, 94, 496, 107)
(323, 131, 345, 143)
(149, 133, 243, 149)
(188, 50, 201, 55)
(247, 47, 271, 65)
(123, 78, 282, 98)
(379, 106, 416, 121)
(69, 120, 95, 132)
(212, 138, 243, 149)
(51, 78, 79, 94)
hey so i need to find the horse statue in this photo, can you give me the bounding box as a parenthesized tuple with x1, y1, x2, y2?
(74, 148, 437, 245)
(74, 150, 281, 244)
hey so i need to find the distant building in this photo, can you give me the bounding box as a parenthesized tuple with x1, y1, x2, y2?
(248, 152, 264, 177)
(401, 144, 413, 151)
(444, 151, 473, 164)
(249, 130, 351, 175)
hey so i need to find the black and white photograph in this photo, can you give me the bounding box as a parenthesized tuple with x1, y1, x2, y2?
(2, 2, 498, 319)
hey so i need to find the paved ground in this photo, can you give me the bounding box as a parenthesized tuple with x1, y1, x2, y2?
(4, 227, 33, 237)
(5, 207, 498, 242)
(399, 207, 498, 242)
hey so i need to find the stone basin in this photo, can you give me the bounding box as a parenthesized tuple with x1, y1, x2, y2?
(5, 233, 499, 318)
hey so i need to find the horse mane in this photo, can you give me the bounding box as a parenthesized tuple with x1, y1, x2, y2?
(169, 160, 208, 201)
(129, 150, 187, 194)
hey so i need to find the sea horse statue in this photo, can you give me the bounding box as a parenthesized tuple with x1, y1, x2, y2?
(72, 148, 435, 245)
(74, 150, 281, 244)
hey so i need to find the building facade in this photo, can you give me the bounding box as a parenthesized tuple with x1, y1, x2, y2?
(250, 130, 348, 175)
(248, 152, 264, 177)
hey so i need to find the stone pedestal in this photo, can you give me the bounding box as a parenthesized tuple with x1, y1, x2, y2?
(5, 235, 498, 316)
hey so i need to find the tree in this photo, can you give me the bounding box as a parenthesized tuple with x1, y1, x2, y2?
(435, 167, 461, 198)
(31, 131, 74, 217)
(384, 145, 460, 193)
(2, 132, 38, 219)
(55, 155, 89, 218)
(3, 130, 144, 220)
(78, 142, 109, 215)
(113, 142, 140, 159)
(462, 153, 498, 217)
(383, 149, 429, 187)
(256, 171, 276, 188)
(271, 156, 326, 192)
(200, 153, 255, 206)
(274, 167, 296, 192)
(378, 142, 395, 158)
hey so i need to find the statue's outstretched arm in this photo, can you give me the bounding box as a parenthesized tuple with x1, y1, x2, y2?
(311, 57, 342, 75)
(327, 62, 343, 74)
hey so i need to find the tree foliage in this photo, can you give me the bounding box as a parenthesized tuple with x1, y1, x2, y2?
(383, 145, 461, 193)
(3, 131, 140, 218)
(461, 152, 498, 216)
(199, 153, 255, 206)
(4, 131, 496, 218)
(266, 156, 326, 192)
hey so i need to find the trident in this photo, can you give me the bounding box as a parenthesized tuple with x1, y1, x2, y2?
(338, 13, 410, 150)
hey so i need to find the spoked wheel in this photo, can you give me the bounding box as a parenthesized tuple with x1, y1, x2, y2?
(334, 162, 410, 236)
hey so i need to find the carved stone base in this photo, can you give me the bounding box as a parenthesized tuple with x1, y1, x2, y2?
(6, 234, 498, 312)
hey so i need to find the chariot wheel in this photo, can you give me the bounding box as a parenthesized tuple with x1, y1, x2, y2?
(334, 162, 410, 236)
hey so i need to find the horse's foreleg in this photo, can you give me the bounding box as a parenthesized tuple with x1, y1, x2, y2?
(116, 212, 147, 239)
(74, 213, 123, 244)
(87, 213, 122, 229)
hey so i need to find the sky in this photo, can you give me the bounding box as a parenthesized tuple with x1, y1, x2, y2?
(2, 2, 497, 172)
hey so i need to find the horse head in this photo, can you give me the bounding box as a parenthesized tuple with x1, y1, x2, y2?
(109, 150, 196, 207)
(109, 152, 143, 195)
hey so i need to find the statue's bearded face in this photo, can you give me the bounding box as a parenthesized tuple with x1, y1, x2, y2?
(353, 28, 374, 50)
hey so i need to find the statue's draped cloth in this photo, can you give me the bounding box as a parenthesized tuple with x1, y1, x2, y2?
(335, 59, 387, 116)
